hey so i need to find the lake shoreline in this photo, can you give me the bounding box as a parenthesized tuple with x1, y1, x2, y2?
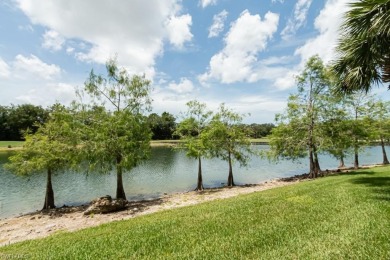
(0, 138, 270, 151)
(1, 164, 384, 247)
(0, 177, 300, 247)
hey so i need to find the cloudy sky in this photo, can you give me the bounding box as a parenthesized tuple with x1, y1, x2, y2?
(0, 0, 386, 123)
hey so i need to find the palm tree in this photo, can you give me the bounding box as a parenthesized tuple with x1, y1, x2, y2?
(332, 0, 390, 93)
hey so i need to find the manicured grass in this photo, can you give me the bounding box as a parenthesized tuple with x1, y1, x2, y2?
(150, 140, 181, 147)
(0, 141, 24, 148)
(0, 141, 24, 151)
(150, 138, 270, 147)
(250, 137, 269, 143)
(1, 167, 390, 259)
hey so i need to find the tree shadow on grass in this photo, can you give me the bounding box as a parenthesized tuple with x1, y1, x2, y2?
(350, 175, 390, 201)
(325, 169, 377, 178)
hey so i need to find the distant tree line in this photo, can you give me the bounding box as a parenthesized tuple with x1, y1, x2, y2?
(0, 105, 274, 142)
(145, 112, 274, 141)
(0, 104, 49, 140)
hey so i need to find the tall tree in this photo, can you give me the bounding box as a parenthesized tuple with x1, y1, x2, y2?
(268, 56, 330, 178)
(78, 58, 152, 200)
(175, 100, 212, 191)
(320, 92, 356, 168)
(332, 0, 390, 93)
(368, 99, 390, 165)
(207, 104, 255, 186)
(343, 92, 373, 169)
(5, 104, 79, 210)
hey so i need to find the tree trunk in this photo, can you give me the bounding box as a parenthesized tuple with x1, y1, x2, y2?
(227, 151, 235, 186)
(116, 156, 126, 200)
(353, 109, 359, 170)
(195, 156, 204, 191)
(338, 155, 345, 168)
(380, 136, 389, 165)
(309, 150, 315, 178)
(43, 168, 55, 210)
(307, 80, 317, 179)
(354, 145, 359, 170)
(313, 145, 321, 175)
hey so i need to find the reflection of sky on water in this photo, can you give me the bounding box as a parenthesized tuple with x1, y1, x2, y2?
(0, 145, 386, 219)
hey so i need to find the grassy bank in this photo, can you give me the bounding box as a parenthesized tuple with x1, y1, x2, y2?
(0, 141, 24, 148)
(0, 138, 268, 151)
(1, 166, 390, 259)
(0, 141, 24, 151)
(150, 138, 269, 147)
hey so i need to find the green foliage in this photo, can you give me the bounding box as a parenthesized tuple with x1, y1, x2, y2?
(246, 123, 275, 138)
(267, 120, 307, 162)
(206, 104, 256, 186)
(0, 104, 49, 141)
(368, 99, 390, 141)
(76, 58, 152, 199)
(332, 0, 390, 92)
(175, 100, 212, 159)
(175, 100, 213, 190)
(4, 104, 80, 209)
(342, 92, 374, 152)
(81, 108, 151, 174)
(207, 104, 254, 167)
(268, 56, 330, 176)
(147, 112, 177, 140)
(5, 104, 79, 175)
(84, 58, 151, 113)
(2, 166, 390, 259)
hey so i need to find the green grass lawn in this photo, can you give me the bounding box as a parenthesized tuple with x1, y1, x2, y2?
(1, 166, 390, 259)
(151, 138, 269, 146)
(0, 141, 24, 148)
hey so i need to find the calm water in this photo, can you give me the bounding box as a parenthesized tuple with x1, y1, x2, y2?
(0, 145, 386, 219)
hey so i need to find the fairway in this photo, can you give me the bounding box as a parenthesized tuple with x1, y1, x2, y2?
(0, 141, 24, 152)
(0, 141, 24, 148)
(1, 166, 389, 259)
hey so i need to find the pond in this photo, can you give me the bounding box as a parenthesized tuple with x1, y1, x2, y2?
(0, 145, 386, 219)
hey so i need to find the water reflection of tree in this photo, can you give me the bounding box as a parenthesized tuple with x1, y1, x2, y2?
(0, 152, 12, 164)
(144, 147, 178, 175)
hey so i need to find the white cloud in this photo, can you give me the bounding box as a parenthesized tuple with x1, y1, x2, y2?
(13, 54, 61, 80)
(281, 0, 312, 40)
(260, 55, 295, 66)
(295, 0, 349, 64)
(66, 47, 74, 54)
(236, 95, 286, 112)
(165, 14, 193, 49)
(273, 70, 297, 90)
(168, 78, 194, 93)
(208, 10, 228, 38)
(200, 10, 279, 84)
(18, 24, 34, 32)
(200, 0, 217, 8)
(14, 82, 76, 105)
(233, 95, 287, 122)
(15, 0, 192, 78)
(0, 58, 10, 78)
(42, 30, 65, 51)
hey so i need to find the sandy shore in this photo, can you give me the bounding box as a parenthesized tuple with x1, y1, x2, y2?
(0, 178, 299, 247)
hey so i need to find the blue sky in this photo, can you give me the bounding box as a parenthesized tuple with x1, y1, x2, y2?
(0, 0, 387, 123)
